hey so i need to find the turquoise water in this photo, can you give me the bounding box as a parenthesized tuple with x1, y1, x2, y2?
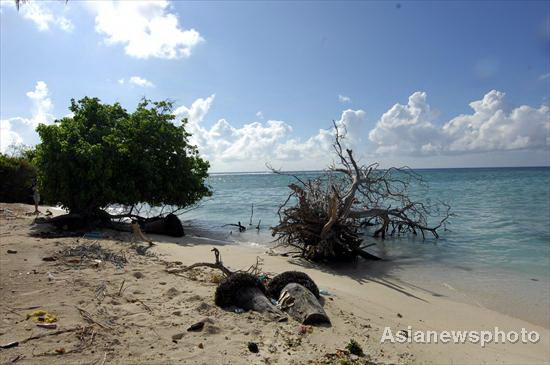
(182, 167, 550, 277)
(180, 167, 550, 325)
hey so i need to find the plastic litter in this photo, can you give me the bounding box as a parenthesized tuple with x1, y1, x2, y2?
(234, 307, 245, 314)
(258, 274, 269, 283)
(37, 323, 57, 329)
(27, 310, 58, 323)
(319, 289, 332, 296)
(0, 341, 19, 349)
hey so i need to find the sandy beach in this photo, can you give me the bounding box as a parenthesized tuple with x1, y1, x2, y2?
(1, 203, 549, 364)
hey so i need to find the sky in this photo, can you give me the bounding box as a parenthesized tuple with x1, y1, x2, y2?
(1, 0, 549, 172)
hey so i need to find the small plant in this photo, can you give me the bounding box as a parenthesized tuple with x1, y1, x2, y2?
(345, 339, 364, 357)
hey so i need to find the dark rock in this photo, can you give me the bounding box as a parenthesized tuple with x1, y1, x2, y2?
(248, 342, 259, 353)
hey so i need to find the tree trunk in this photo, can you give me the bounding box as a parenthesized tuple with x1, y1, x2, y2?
(142, 213, 184, 237)
(278, 283, 330, 325)
(239, 286, 287, 322)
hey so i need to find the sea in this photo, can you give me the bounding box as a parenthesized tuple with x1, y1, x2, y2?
(178, 167, 550, 327)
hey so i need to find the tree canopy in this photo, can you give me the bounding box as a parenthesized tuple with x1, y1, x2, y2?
(35, 97, 211, 215)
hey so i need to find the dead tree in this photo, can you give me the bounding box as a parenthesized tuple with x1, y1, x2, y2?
(270, 122, 450, 262)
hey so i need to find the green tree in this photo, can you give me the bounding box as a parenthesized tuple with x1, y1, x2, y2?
(0, 153, 36, 204)
(35, 97, 211, 218)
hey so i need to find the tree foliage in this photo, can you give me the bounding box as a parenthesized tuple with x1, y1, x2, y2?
(0, 153, 36, 204)
(35, 97, 211, 215)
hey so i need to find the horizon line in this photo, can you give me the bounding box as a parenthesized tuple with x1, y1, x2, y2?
(209, 165, 550, 175)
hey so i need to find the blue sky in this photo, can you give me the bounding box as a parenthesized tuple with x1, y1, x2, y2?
(1, 0, 549, 172)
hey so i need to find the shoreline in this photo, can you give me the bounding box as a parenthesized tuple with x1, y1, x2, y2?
(1, 203, 549, 364)
(151, 239, 550, 364)
(171, 222, 550, 330)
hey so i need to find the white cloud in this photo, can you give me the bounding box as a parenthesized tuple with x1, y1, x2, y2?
(0, 81, 55, 153)
(0, 119, 23, 154)
(256, 111, 264, 119)
(90, 0, 203, 59)
(369, 90, 550, 155)
(24, 81, 55, 128)
(276, 109, 366, 160)
(117, 78, 125, 85)
(2, 1, 74, 32)
(128, 76, 155, 88)
(442, 90, 549, 153)
(174, 94, 216, 128)
(539, 73, 550, 81)
(338, 94, 352, 103)
(174, 95, 293, 166)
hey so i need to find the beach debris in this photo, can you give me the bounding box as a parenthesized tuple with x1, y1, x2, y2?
(397, 313, 403, 318)
(0, 341, 19, 349)
(141, 213, 185, 237)
(298, 324, 313, 335)
(164, 287, 180, 299)
(247, 342, 259, 353)
(345, 339, 364, 357)
(9, 354, 23, 363)
(172, 332, 185, 341)
(60, 242, 127, 268)
(198, 342, 204, 349)
(36, 323, 58, 329)
(177, 248, 233, 277)
(187, 317, 213, 332)
(319, 289, 332, 296)
(7, 249, 17, 254)
(222, 221, 246, 232)
(269, 123, 451, 263)
(277, 283, 330, 324)
(267, 271, 320, 299)
(234, 307, 245, 314)
(55, 347, 66, 354)
(27, 310, 58, 323)
(42, 256, 57, 262)
(215, 272, 286, 322)
(133, 271, 145, 279)
(267, 271, 329, 325)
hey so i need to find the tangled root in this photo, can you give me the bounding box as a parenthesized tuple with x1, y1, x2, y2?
(267, 271, 320, 299)
(214, 272, 266, 307)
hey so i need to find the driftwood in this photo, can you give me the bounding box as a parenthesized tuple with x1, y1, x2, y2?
(270, 122, 451, 262)
(35, 211, 184, 238)
(278, 283, 330, 325)
(181, 250, 286, 321)
(141, 213, 184, 237)
(215, 272, 286, 322)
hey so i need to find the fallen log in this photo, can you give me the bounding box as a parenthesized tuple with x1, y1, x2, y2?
(278, 283, 330, 325)
(142, 213, 184, 237)
(215, 273, 286, 322)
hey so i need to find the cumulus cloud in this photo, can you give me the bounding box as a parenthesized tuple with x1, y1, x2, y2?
(539, 73, 550, 81)
(90, 0, 203, 59)
(276, 109, 366, 160)
(174, 95, 293, 164)
(0, 119, 23, 154)
(0, 81, 55, 153)
(369, 90, 550, 155)
(117, 76, 155, 87)
(338, 94, 352, 103)
(24, 81, 55, 128)
(1, 1, 74, 32)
